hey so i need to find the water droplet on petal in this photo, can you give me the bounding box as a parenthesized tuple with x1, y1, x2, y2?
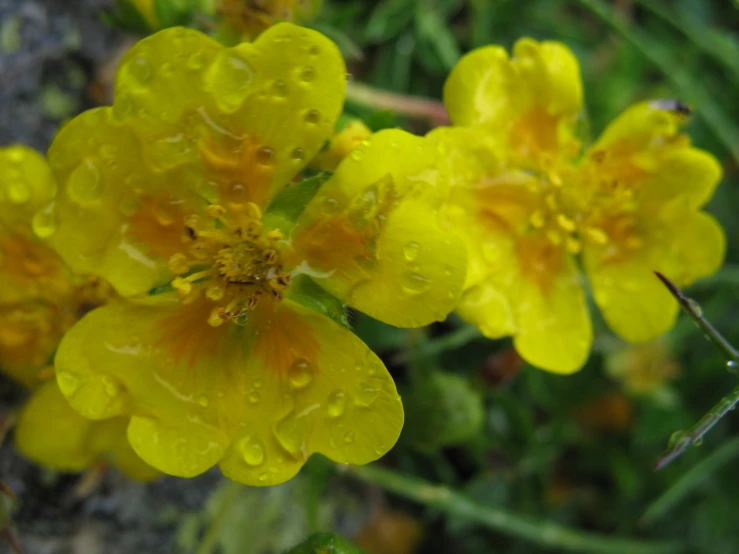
(374, 443, 387, 455)
(403, 242, 420, 261)
(256, 147, 274, 165)
(291, 147, 305, 162)
(32, 205, 57, 238)
(102, 376, 120, 397)
(300, 66, 316, 82)
(401, 272, 431, 294)
(350, 149, 364, 161)
(355, 381, 379, 407)
(7, 181, 30, 204)
(68, 160, 104, 202)
(272, 79, 288, 98)
(187, 51, 206, 70)
(198, 394, 209, 408)
(128, 56, 153, 86)
(288, 358, 314, 389)
(259, 472, 268, 482)
(241, 437, 266, 466)
(253, 379, 264, 389)
(343, 431, 355, 444)
(304, 109, 320, 124)
(209, 52, 253, 111)
(248, 391, 261, 404)
(58, 371, 80, 394)
(275, 411, 306, 456)
(326, 389, 346, 417)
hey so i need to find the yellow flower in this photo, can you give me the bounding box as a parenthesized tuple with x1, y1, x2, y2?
(0, 146, 156, 480)
(430, 38, 724, 374)
(310, 119, 373, 171)
(44, 25, 466, 485)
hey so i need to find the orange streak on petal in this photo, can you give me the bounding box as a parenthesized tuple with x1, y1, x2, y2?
(515, 233, 565, 292)
(156, 299, 227, 369)
(251, 302, 321, 378)
(126, 194, 189, 259)
(289, 214, 371, 275)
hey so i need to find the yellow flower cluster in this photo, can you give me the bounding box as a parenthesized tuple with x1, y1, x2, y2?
(430, 39, 724, 374)
(0, 26, 723, 486)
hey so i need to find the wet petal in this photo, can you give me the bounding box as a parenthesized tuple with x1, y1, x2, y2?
(584, 208, 725, 343)
(220, 300, 403, 486)
(290, 129, 466, 328)
(0, 145, 57, 229)
(443, 39, 582, 163)
(47, 24, 345, 296)
(15, 380, 158, 480)
(55, 296, 403, 484)
(55, 297, 237, 477)
(588, 100, 721, 210)
(513, 249, 592, 374)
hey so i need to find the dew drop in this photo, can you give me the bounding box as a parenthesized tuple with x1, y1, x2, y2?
(403, 242, 420, 261)
(401, 272, 432, 294)
(355, 381, 379, 407)
(274, 412, 305, 455)
(668, 430, 687, 449)
(256, 146, 274, 165)
(304, 109, 320, 124)
(253, 379, 264, 389)
(102, 376, 120, 397)
(322, 197, 339, 212)
(241, 437, 266, 466)
(693, 437, 704, 447)
(259, 472, 268, 482)
(350, 149, 364, 161)
(248, 391, 261, 404)
(308, 45, 320, 56)
(128, 56, 153, 86)
(727, 360, 738, 373)
(119, 194, 141, 217)
(291, 147, 305, 162)
(299, 66, 316, 82)
(326, 389, 347, 417)
(226, 182, 248, 207)
(7, 181, 30, 204)
(32, 205, 57, 238)
(272, 79, 288, 98)
(187, 51, 206, 70)
(198, 394, 209, 408)
(288, 358, 314, 389)
(343, 431, 355, 444)
(687, 298, 703, 317)
(58, 371, 80, 394)
(6, 149, 23, 163)
(68, 160, 104, 202)
(374, 443, 387, 455)
(209, 52, 253, 111)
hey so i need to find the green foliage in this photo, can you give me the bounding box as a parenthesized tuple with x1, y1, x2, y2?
(284, 532, 367, 554)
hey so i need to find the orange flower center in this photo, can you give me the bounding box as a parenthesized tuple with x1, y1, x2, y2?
(167, 202, 291, 327)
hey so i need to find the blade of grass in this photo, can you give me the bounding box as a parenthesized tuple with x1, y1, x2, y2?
(577, 0, 739, 165)
(343, 464, 685, 554)
(643, 437, 739, 525)
(634, 0, 739, 88)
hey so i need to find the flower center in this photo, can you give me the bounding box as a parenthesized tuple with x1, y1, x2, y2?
(167, 202, 291, 327)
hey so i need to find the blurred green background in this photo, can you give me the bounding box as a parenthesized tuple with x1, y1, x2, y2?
(2, 0, 739, 553)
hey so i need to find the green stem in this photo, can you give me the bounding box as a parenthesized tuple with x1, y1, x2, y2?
(654, 385, 739, 470)
(346, 82, 449, 126)
(196, 481, 242, 554)
(643, 437, 739, 525)
(343, 464, 685, 554)
(655, 272, 739, 362)
(577, 0, 739, 165)
(394, 325, 482, 365)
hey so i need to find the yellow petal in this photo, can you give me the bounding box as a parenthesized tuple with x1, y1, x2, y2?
(513, 249, 592, 374)
(0, 145, 57, 229)
(220, 300, 403, 486)
(47, 24, 345, 297)
(443, 38, 582, 164)
(55, 296, 403, 484)
(55, 297, 235, 477)
(588, 100, 722, 210)
(15, 380, 97, 471)
(309, 119, 373, 171)
(15, 380, 158, 480)
(289, 129, 467, 327)
(584, 208, 724, 343)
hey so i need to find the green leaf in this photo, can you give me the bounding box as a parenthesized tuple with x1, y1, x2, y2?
(103, 0, 152, 33)
(365, 0, 415, 44)
(265, 171, 333, 230)
(286, 275, 350, 330)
